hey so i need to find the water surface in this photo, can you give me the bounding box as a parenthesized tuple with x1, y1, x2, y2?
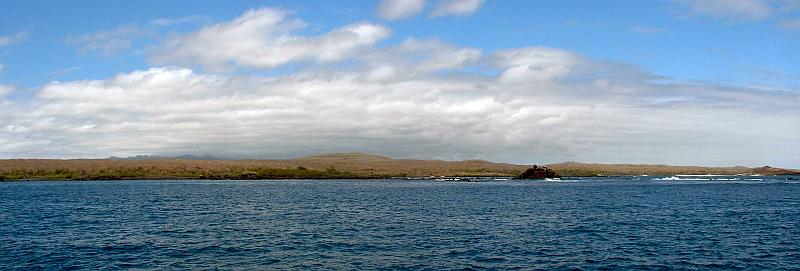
(1, 177, 799, 270)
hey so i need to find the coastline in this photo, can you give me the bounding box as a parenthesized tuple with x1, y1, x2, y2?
(1, 153, 797, 181)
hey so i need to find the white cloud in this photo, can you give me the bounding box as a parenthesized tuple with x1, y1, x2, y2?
(376, 0, 426, 20)
(0, 85, 12, 96)
(779, 18, 800, 30)
(356, 38, 482, 81)
(67, 26, 156, 56)
(0, 31, 30, 46)
(151, 7, 390, 71)
(678, 0, 773, 21)
(430, 0, 484, 17)
(492, 47, 584, 83)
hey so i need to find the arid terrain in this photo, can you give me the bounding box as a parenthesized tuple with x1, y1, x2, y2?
(0, 153, 797, 181)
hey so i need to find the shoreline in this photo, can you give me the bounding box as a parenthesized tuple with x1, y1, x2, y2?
(4, 173, 798, 182)
(1, 154, 797, 181)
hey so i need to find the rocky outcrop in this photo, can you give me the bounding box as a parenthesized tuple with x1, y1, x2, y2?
(517, 165, 561, 179)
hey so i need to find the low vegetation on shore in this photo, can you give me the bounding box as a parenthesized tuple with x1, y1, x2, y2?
(0, 153, 796, 181)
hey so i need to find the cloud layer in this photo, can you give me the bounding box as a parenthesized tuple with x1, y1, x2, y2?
(0, 85, 12, 97)
(67, 26, 156, 56)
(680, 0, 773, 21)
(431, 0, 485, 17)
(0, 31, 29, 46)
(3, 47, 798, 165)
(376, 0, 485, 20)
(377, 0, 427, 20)
(780, 18, 800, 30)
(676, 0, 800, 28)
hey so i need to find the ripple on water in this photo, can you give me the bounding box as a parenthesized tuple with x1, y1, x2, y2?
(0, 178, 799, 270)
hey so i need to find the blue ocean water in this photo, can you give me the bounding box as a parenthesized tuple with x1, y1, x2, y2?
(1, 177, 799, 270)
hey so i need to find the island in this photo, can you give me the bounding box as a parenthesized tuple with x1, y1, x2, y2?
(0, 153, 797, 181)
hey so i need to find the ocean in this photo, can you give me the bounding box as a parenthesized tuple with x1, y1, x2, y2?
(1, 177, 798, 270)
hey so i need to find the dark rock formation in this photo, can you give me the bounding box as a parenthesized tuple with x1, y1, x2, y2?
(517, 165, 561, 179)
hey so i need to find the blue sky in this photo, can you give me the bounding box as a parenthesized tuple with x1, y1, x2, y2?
(2, 0, 798, 88)
(1, 0, 799, 167)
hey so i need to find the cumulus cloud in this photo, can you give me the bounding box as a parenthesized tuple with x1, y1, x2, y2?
(430, 0, 484, 17)
(677, 0, 773, 21)
(151, 8, 390, 71)
(376, 0, 426, 20)
(0, 31, 30, 46)
(67, 26, 156, 56)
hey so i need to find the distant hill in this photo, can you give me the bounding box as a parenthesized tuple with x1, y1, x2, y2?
(0, 153, 797, 180)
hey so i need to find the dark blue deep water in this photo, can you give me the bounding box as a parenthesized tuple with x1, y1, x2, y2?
(1, 177, 799, 270)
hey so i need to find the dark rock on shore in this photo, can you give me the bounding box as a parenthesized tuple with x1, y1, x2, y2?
(517, 165, 561, 179)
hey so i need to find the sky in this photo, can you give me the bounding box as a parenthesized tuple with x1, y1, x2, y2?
(0, 0, 798, 167)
